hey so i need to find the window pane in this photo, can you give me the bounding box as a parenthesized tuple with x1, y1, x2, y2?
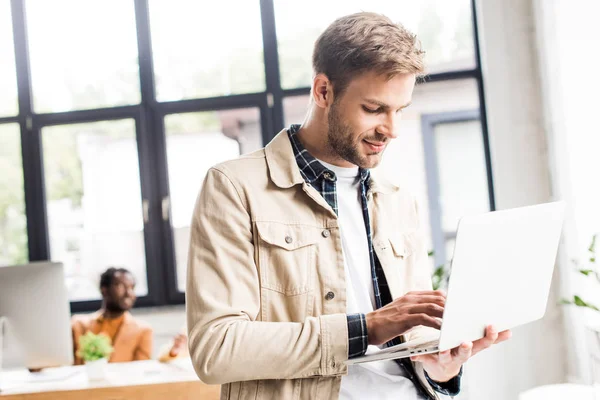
(283, 79, 487, 269)
(435, 119, 490, 233)
(42, 120, 147, 301)
(26, 0, 141, 113)
(0, 1, 18, 117)
(283, 95, 310, 128)
(165, 108, 262, 292)
(149, 1, 265, 102)
(0, 124, 28, 265)
(275, 0, 475, 89)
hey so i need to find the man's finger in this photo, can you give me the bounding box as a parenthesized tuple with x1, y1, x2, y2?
(495, 330, 512, 344)
(455, 342, 472, 363)
(406, 313, 442, 331)
(472, 325, 499, 355)
(406, 290, 446, 297)
(408, 303, 445, 319)
(403, 294, 446, 308)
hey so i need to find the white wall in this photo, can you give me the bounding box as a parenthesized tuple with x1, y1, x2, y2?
(464, 0, 568, 399)
(533, 0, 600, 385)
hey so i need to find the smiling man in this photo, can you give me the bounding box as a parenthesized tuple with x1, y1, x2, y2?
(186, 12, 510, 399)
(71, 267, 153, 364)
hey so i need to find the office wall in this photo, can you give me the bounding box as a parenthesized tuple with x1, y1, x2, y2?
(533, 0, 600, 385)
(463, 0, 575, 399)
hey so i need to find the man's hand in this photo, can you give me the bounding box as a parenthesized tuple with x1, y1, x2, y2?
(169, 334, 188, 358)
(410, 325, 512, 383)
(366, 290, 446, 346)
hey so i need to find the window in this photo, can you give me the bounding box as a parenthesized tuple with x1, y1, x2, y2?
(41, 119, 148, 301)
(0, 1, 18, 117)
(274, 0, 475, 89)
(0, 124, 27, 265)
(25, 0, 141, 113)
(433, 117, 489, 248)
(164, 108, 262, 292)
(148, 0, 266, 102)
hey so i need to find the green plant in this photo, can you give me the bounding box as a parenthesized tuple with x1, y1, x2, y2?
(77, 332, 114, 362)
(429, 250, 451, 291)
(561, 234, 599, 312)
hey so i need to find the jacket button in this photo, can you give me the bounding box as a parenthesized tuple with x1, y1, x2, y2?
(325, 291, 335, 300)
(285, 236, 293, 244)
(322, 229, 330, 238)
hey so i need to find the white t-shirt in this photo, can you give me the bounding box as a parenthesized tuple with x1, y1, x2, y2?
(316, 159, 424, 400)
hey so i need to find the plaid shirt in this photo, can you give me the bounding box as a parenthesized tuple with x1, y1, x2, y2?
(287, 125, 461, 397)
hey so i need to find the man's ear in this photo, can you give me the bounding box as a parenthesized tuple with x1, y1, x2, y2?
(100, 286, 108, 298)
(312, 73, 335, 109)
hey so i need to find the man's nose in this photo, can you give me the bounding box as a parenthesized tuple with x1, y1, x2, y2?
(378, 112, 401, 139)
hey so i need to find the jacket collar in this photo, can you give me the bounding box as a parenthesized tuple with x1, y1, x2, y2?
(90, 310, 132, 326)
(265, 129, 305, 189)
(369, 168, 401, 195)
(265, 126, 400, 194)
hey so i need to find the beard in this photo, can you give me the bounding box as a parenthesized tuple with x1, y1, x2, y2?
(105, 298, 130, 313)
(326, 101, 387, 169)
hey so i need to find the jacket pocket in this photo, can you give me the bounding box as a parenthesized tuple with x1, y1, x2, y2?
(373, 233, 418, 299)
(374, 234, 413, 263)
(255, 221, 320, 296)
(388, 235, 412, 258)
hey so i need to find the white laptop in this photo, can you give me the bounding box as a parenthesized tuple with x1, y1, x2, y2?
(347, 201, 566, 365)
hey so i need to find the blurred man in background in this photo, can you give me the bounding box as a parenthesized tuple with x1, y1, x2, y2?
(71, 267, 153, 364)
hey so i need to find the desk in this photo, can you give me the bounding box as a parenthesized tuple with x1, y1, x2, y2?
(0, 360, 220, 400)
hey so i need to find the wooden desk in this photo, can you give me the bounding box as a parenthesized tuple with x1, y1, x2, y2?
(0, 360, 220, 400)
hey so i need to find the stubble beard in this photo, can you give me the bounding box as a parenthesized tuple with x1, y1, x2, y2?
(326, 102, 384, 169)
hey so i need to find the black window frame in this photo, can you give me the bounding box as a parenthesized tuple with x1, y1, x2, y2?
(5, 0, 495, 313)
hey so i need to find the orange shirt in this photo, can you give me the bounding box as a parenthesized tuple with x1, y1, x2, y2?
(96, 313, 125, 344)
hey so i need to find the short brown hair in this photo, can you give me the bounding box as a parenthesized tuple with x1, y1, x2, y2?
(312, 12, 424, 97)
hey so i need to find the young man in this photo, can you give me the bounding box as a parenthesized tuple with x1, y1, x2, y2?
(186, 12, 510, 399)
(72, 267, 153, 364)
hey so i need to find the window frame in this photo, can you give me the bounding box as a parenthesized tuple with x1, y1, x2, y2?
(421, 109, 494, 268)
(7, 0, 495, 312)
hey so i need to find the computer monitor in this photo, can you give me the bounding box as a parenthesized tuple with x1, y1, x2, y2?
(0, 262, 73, 369)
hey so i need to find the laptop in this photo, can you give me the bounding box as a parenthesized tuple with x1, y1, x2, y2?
(347, 201, 566, 365)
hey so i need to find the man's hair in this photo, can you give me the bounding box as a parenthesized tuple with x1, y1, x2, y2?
(312, 12, 425, 98)
(100, 267, 132, 290)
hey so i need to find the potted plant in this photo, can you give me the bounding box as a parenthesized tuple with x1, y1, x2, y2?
(77, 332, 114, 381)
(429, 250, 451, 291)
(561, 234, 599, 312)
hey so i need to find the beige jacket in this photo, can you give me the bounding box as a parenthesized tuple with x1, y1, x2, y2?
(186, 129, 441, 399)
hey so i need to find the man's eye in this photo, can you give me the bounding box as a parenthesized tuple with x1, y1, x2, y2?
(362, 106, 381, 114)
